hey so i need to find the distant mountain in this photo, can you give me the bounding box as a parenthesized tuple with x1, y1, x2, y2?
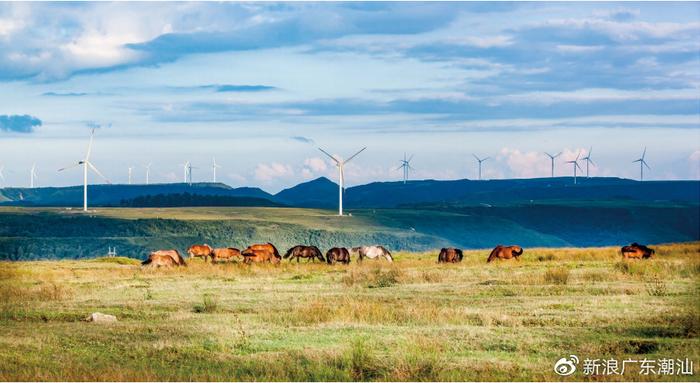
(275, 177, 338, 207)
(0, 183, 275, 207)
(119, 192, 284, 207)
(1, 177, 698, 208)
(273, 177, 700, 209)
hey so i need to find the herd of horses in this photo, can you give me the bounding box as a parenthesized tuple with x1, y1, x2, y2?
(141, 242, 655, 267)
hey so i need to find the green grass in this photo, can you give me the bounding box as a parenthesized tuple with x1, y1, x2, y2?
(1, 242, 698, 381)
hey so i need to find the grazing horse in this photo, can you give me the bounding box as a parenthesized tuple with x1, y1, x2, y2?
(621, 243, 655, 259)
(326, 247, 351, 265)
(352, 246, 393, 262)
(284, 245, 325, 263)
(187, 244, 213, 262)
(438, 247, 463, 263)
(241, 243, 281, 264)
(487, 245, 523, 262)
(211, 248, 242, 263)
(142, 250, 187, 267)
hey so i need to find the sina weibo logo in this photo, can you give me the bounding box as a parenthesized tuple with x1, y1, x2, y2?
(554, 355, 579, 376)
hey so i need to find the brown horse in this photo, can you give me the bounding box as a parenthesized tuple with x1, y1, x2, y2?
(212, 248, 242, 263)
(487, 245, 523, 262)
(326, 247, 351, 265)
(142, 250, 187, 267)
(621, 243, 655, 259)
(187, 244, 213, 262)
(241, 243, 281, 264)
(284, 245, 325, 263)
(438, 247, 463, 263)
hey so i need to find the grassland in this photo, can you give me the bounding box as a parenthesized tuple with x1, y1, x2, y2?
(1, 243, 698, 381)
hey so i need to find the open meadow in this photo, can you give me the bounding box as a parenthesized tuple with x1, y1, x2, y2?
(1, 243, 698, 381)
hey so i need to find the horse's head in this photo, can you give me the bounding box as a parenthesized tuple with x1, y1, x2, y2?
(351, 247, 361, 253)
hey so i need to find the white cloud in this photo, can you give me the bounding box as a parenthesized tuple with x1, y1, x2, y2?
(303, 157, 327, 172)
(254, 162, 294, 182)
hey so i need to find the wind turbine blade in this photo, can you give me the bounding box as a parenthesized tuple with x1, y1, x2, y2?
(395, 164, 404, 171)
(588, 158, 596, 166)
(344, 147, 366, 164)
(473, 154, 479, 161)
(318, 148, 340, 164)
(643, 160, 650, 170)
(483, 157, 490, 162)
(555, 152, 562, 158)
(642, 147, 647, 159)
(575, 162, 583, 171)
(85, 128, 95, 160)
(407, 154, 414, 163)
(633, 159, 641, 163)
(87, 161, 111, 184)
(588, 146, 593, 156)
(57, 162, 81, 172)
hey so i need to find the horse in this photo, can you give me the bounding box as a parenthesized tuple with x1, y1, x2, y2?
(284, 245, 325, 263)
(211, 248, 242, 263)
(438, 247, 463, 263)
(187, 244, 213, 262)
(487, 245, 523, 262)
(326, 247, 351, 265)
(351, 246, 393, 262)
(241, 243, 281, 264)
(621, 243, 655, 259)
(142, 250, 187, 267)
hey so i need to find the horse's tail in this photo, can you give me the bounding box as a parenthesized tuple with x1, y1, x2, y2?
(141, 258, 152, 266)
(487, 246, 500, 263)
(283, 247, 294, 259)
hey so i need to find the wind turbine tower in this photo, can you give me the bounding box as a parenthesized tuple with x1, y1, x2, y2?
(0, 165, 5, 186)
(181, 161, 190, 184)
(318, 146, 366, 216)
(565, 152, 583, 184)
(212, 157, 221, 183)
(473, 154, 490, 181)
(57, 129, 111, 212)
(633, 147, 650, 181)
(581, 147, 595, 178)
(396, 153, 414, 184)
(545, 152, 562, 178)
(145, 163, 152, 185)
(30, 163, 38, 188)
(128, 166, 133, 185)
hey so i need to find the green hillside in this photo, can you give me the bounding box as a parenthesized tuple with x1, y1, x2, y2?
(1, 202, 697, 260)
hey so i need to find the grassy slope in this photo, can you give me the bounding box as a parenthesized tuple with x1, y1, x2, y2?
(3, 203, 698, 260)
(1, 243, 698, 381)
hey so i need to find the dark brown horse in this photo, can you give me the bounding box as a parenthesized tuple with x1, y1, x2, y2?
(487, 245, 523, 262)
(621, 243, 654, 259)
(284, 245, 325, 262)
(326, 247, 351, 264)
(241, 243, 281, 264)
(438, 247, 463, 263)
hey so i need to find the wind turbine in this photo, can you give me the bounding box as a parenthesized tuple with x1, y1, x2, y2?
(0, 165, 5, 186)
(565, 151, 583, 184)
(30, 163, 38, 188)
(144, 163, 152, 185)
(181, 161, 190, 184)
(581, 147, 595, 178)
(318, 146, 366, 216)
(127, 166, 133, 185)
(211, 157, 221, 183)
(544, 152, 562, 178)
(57, 129, 111, 212)
(473, 154, 490, 181)
(395, 153, 414, 184)
(633, 147, 650, 181)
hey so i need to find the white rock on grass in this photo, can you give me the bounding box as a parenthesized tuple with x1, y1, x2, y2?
(86, 312, 117, 323)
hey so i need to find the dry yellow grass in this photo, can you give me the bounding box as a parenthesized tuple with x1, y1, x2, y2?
(0, 243, 698, 381)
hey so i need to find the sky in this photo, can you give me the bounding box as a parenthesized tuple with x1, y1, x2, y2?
(0, 2, 699, 193)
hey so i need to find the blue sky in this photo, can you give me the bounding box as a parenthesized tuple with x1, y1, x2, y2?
(0, 2, 698, 192)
